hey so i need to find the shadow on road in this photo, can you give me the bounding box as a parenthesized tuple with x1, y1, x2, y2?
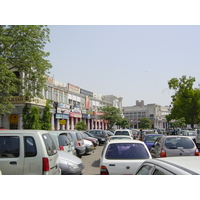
(92, 159, 100, 167)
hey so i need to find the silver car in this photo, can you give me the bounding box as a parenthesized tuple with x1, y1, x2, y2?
(135, 156, 200, 175)
(150, 136, 199, 158)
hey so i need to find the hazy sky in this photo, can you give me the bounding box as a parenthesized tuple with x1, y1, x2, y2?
(44, 25, 200, 107)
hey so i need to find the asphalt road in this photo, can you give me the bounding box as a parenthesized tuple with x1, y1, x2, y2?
(81, 145, 104, 175)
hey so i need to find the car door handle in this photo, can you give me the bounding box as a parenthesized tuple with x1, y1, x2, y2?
(10, 161, 17, 165)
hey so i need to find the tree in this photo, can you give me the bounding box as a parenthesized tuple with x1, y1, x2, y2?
(41, 100, 52, 130)
(22, 104, 41, 129)
(167, 75, 200, 128)
(139, 118, 152, 129)
(171, 117, 186, 129)
(0, 25, 52, 114)
(74, 121, 87, 131)
(99, 105, 122, 129)
(116, 117, 130, 129)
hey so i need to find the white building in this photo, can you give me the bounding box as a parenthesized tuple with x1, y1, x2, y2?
(0, 75, 123, 130)
(123, 100, 171, 129)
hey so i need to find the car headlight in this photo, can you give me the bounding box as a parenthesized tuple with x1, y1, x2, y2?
(67, 162, 79, 170)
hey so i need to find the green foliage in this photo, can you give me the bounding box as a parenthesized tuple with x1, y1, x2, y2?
(168, 75, 200, 128)
(0, 25, 52, 114)
(22, 104, 41, 129)
(100, 105, 122, 129)
(139, 118, 152, 129)
(41, 100, 52, 130)
(171, 117, 186, 128)
(116, 117, 130, 129)
(74, 121, 87, 131)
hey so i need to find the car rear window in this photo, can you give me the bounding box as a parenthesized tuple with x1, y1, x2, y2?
(165, 137, 195, 149)
(42, 134, 57, 156)
(115, 131, 130, 136)
(58, 134, 70, 146)
(0, 136, 19, 158)
(105, 143, 150, 159)
(145, 135, 161, 143)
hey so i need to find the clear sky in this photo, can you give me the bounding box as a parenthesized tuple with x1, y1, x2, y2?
(44, 25, 200, 107)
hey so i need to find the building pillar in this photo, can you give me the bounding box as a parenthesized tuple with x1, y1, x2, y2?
(19, 114, 23, 130)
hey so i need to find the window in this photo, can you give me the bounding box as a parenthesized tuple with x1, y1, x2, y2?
(153, 169, 165, 175)
(0, 136, 19, 158)
(42, 134, 57, 156)
(136, 165, 153, 175)
(105, 143, 150, 159)
(58, 134, 70, 146)
(115, 131, 130, 136)
(24, 137, 37, 157)
(165, 137, 195, 149)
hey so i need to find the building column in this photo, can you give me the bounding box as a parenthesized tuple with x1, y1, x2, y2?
(71, 117, 74, 130)
(51, 113, 54, 130)
(66, 118, 69, 130)
(56, 119, 60, 130)
(19, 114, 23, 130)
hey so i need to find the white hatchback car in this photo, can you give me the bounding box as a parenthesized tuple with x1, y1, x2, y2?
(100, 140, 151, 175)
(114, 129, 133, 138)
(135, 156, 200, 175)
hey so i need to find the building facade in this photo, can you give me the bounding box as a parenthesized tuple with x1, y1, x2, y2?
(123, 100, 171, 129)
(0, 75, 123, 130)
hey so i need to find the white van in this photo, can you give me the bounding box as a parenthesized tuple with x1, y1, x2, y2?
(0, 130, 61, 175)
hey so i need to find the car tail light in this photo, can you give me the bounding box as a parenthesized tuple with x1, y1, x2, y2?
(43, 157, 50, 171)
(77, 140, 81, 146)
(160, 148, 166, 157)
(195, 148, 199, 156)
(100, 165, 109, 175)
(59, 146, 64, 151)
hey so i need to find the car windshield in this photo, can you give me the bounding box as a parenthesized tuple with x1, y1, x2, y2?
(115, 131, 129, 136)
(165, 137, 195, 149)
(105, 143, 150, 159)
(145, 135, 161, 143)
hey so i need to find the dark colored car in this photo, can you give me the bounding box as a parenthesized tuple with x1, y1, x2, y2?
(85, 130, 108, 145)
(143, 134, 163, 150)
(79, 131, 99, 147)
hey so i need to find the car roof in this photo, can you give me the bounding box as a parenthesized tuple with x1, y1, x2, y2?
(0, 130, 49, 134)
(106, 140, 144, 144)
(145, 156, 200, 174)
(145, 134, 163, 136)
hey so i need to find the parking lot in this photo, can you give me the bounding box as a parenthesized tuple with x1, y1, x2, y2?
(81, 145, 104, 175)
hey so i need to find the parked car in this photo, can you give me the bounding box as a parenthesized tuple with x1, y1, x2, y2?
(49, 131, 74, 155)
(114, 129, 134, 138)
(79, 131, 99, 147)
(67, 131, 86, 158)
(135, 156, 200, 175)
(131, 129, 139, 139)
(0, 130, 61, 175)
(58, 150, 84, 175)
(86, 130, 109, 145)
(143, 134, 163, 150)
(105, 130, 114, 136)
(150, 136, 199, 158)
(100, 140, 152, 175)
(107, 135, 133, 142)
(83, 139, 94, 154)
(181, 130, 197, 144)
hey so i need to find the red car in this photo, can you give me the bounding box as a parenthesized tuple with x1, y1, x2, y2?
(79, 131, 99, 147)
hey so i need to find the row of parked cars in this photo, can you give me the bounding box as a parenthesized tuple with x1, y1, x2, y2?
(100, 129, 200, 175)
(0, 129, 113, 175)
